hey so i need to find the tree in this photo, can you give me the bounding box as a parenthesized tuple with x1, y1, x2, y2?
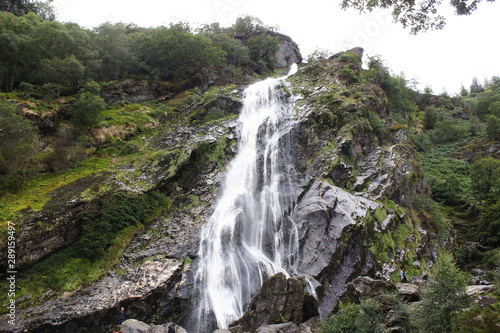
(247, 34, 279, 72)
(470, 156, 500, 201)
(416, 251, 471, 333)
(485, 114, 500, 140)
(0, 102, 38, 191)
(470, 76, 484, 94)
(70, 81, 107, 132)
(423, 106, 439, 130)
(139, 26, 225, 80)
(341, 0, 495, 34)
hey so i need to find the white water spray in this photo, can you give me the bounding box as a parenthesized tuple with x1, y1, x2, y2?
(192, 65, 300, 332)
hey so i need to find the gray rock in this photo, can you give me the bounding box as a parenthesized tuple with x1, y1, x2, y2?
(343, 276, 396, 302)
(121, 319, 151, 333)
(395, 283, 420, 302)
(256, 322, 301, 333)
(230, 273, 307, 332)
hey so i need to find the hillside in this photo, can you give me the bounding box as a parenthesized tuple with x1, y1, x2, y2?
(0, 9, 499, 333)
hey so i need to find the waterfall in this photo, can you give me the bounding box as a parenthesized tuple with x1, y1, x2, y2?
(191, 65, 300, 332)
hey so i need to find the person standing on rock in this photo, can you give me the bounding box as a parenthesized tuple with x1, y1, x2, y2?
(117, 307, 125, 325)
(168, 323, 176, 333)
(400, 268, 408, 283)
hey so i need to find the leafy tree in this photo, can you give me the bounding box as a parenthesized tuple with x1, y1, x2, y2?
(459, 84, 468, 97)
(423, 106, 439, 130)
(247, 34, 279, 72)
(470, 156, 500, 201)
(0, 102, 38, 191)
(94, 22, 137, 80)
(321, 300, 385, 333)
(478, 199, 500, 246)
(470, 76, 484, 94)
(485, 114, 500, 140)
(205, 32, 250, 67)
(341, 0, 495, 34)
(231, 15, 267, 35)
(70, 81, 107, 131)
(416, 251, 471, 333)
(23, 0, 56, 21)
(139, 26, 225, 80)
(429, 119, 467, 143)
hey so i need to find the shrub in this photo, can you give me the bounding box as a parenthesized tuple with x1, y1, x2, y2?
(79, 190, 169, 258)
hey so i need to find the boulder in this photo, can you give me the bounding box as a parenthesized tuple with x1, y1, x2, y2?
(395, 283, 420, 302)
(121, 319, 150, 333)
(256, 322, 301, 333)
(230, 273, 308, 332)
(120, 319, 187, 333)
(343, 276, 396, 302)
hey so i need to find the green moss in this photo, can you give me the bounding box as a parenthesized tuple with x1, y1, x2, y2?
(0, 157, 114, 224)
(374, 206, 388, 223)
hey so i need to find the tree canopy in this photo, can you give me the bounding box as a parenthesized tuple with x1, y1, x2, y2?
(341, 0, 496, 34)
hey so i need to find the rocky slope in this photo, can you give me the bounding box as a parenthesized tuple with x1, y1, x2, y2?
(0, 48, 443, 332)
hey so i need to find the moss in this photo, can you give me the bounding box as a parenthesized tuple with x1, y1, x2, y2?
(0, 157, 114, 224)
(374, 206, 388, 223)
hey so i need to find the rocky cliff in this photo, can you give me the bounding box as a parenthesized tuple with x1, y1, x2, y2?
(0, 48, 443, 332)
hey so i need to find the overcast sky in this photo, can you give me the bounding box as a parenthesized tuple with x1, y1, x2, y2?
(51, 0, 500, 94)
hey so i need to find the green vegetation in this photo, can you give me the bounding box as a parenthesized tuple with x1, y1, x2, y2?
(415, 252, 471, 333)
(321, 251, 477, 333)
(341, 0, 493, 34)
(321, 294, 411, 333)
(80, 190, 169, 258)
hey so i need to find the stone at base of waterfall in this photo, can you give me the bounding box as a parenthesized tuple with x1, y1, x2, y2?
(230, 272, 311, 332)
(120, 319, 187, 333)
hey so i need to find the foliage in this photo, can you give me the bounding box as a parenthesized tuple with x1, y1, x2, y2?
(70, 83, 107, 131)
(416, 251, 471, 333)
(321, 295, 412, 333)
(321, 300, 384, 333)
(0, 101, 38, 192)
(138, 25, 226, 80)
(341, 0, 494, 34)
(456, 305, 500, 333)
(0, 13, 280, 91)
(79, 190, 169, 258)
(470, 156, 500, 201)
(247, 34, 279, 72)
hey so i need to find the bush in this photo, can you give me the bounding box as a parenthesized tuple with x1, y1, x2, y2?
(321, 300, 385, 333)
(79, 191, 169, 258)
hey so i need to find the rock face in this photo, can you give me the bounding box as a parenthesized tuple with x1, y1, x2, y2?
(270, 32, 303, 69)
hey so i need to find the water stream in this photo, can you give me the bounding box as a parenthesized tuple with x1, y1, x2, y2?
(192, 65, 300, 332)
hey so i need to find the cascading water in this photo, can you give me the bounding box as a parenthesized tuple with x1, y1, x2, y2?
(191, 65, 301, 332)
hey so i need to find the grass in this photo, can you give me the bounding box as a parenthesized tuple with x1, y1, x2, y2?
(0, 157, 115, 225)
